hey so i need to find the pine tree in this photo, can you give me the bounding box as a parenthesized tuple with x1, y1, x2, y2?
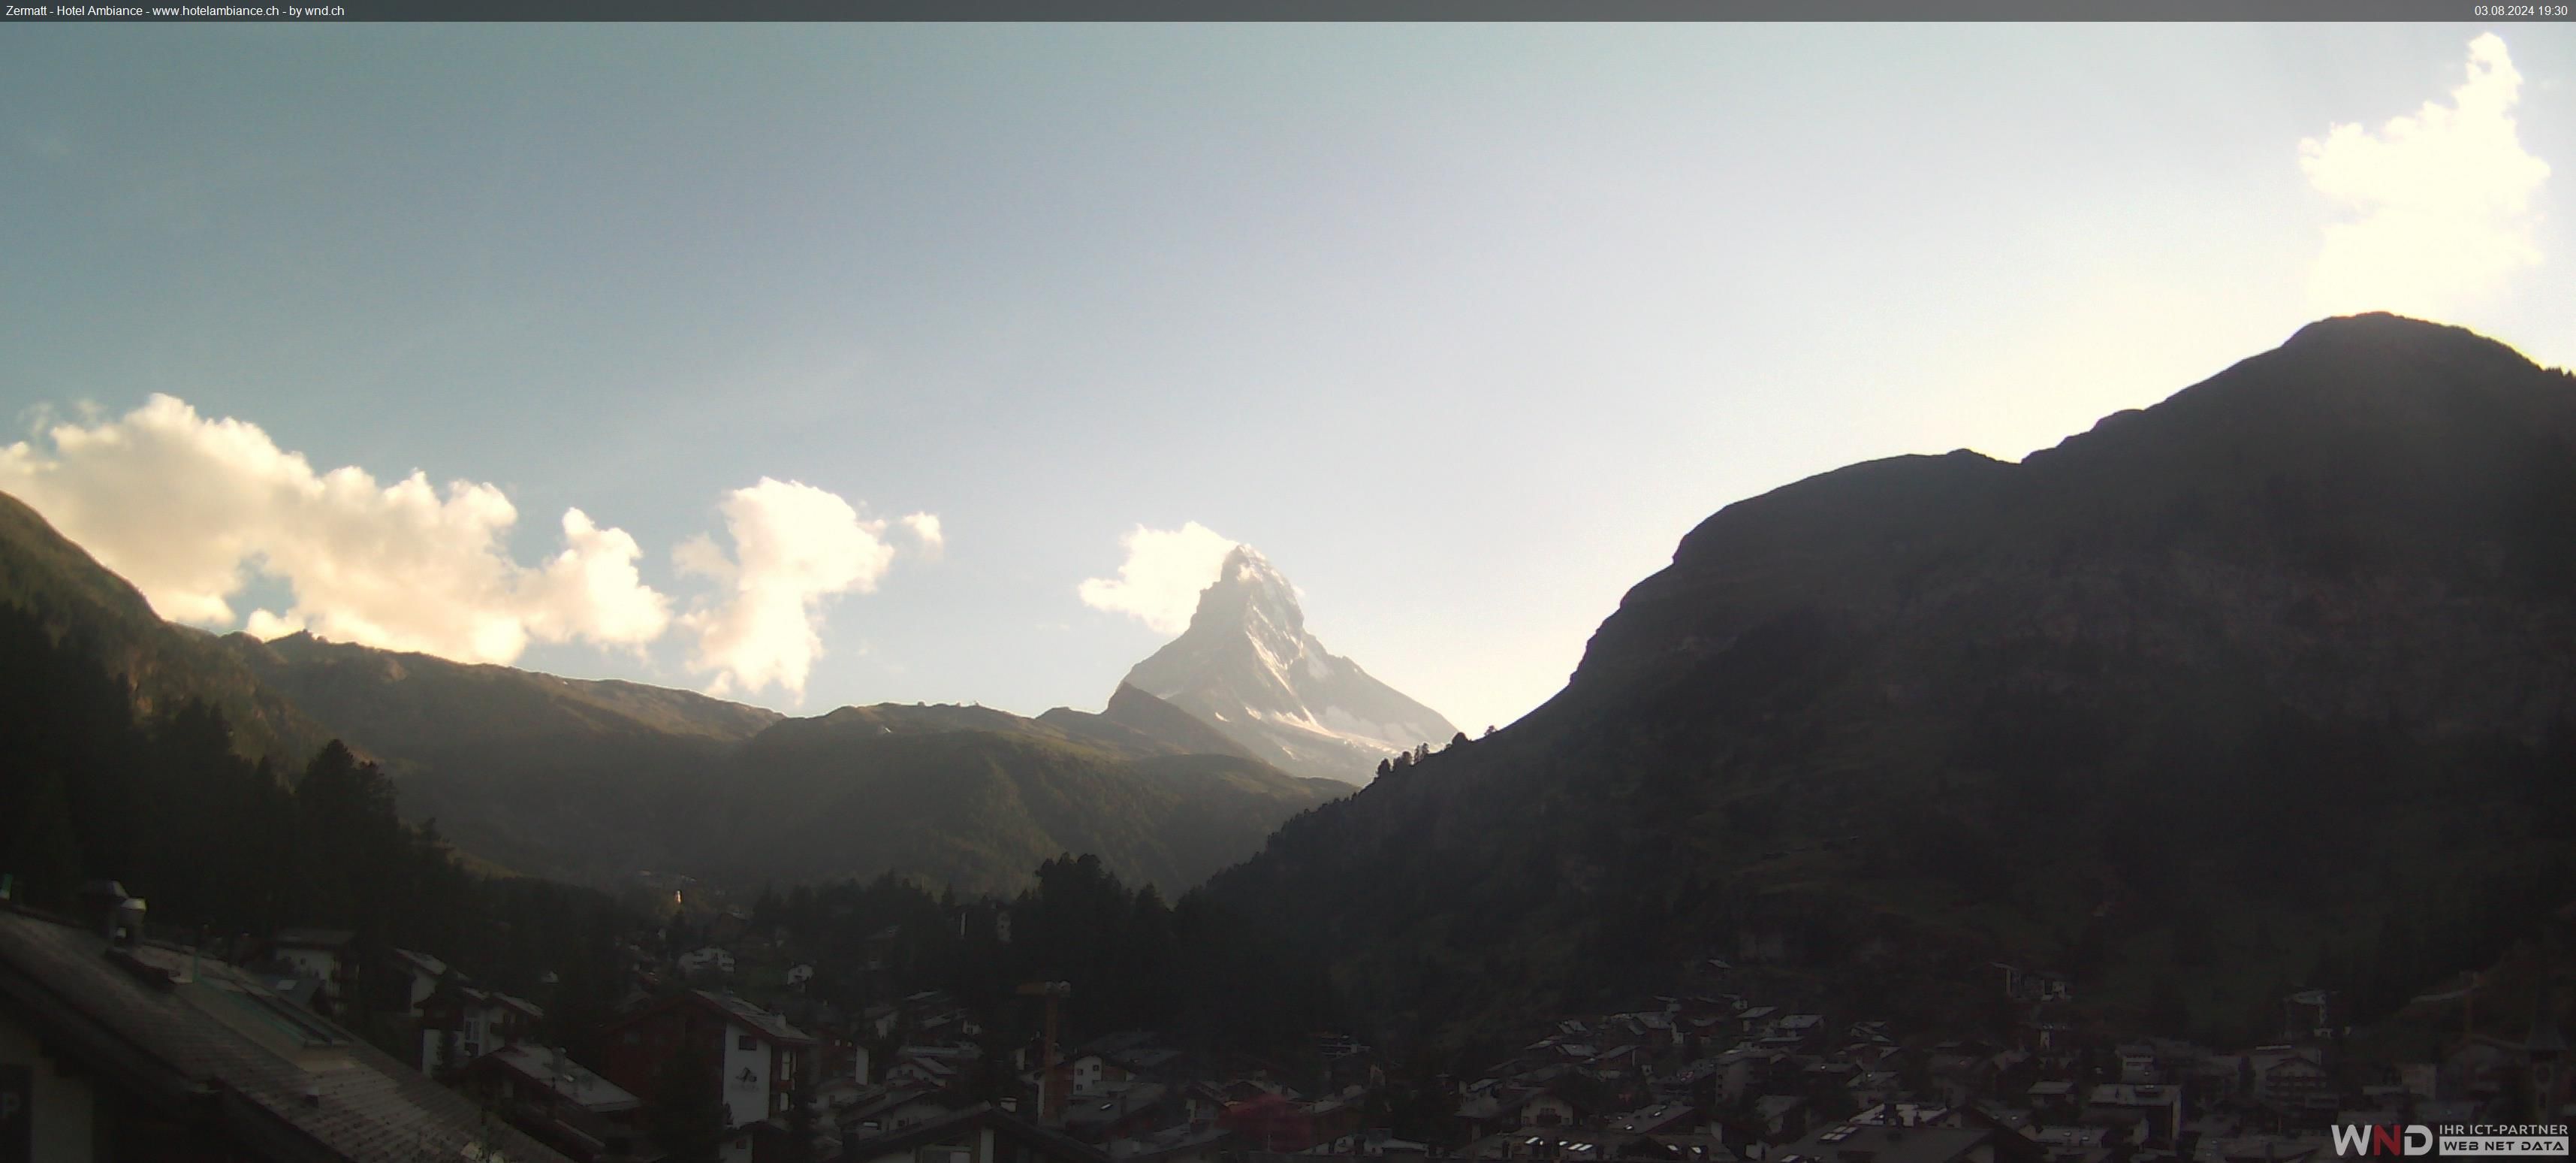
(8, 771, 86, 911)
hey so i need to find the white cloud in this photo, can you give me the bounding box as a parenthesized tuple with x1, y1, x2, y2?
(2301, 34, 2551, 319)
(1077, 521, 1239, 635)
(897, 512, 945, 559)
(0, 394, 670, 663)
(676, 478, 905, 700)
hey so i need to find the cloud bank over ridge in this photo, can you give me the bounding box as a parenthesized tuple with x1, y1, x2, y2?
(1, 394, 930, 701)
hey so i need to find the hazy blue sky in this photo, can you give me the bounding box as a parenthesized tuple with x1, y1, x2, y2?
(3, 24, 2569, 732)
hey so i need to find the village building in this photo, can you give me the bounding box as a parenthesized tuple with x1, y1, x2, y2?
(417, 980, 544, 1074)
(460, 1042, 647, 1161)
(842, 1101, 1109, 1163)
(601, 989, 818, 1129)
(0, 898, 572, 1162)
(270, 927, 358, 1009)
(389, 947, 448, 1016)
(1776, 1121, 2002, 1163)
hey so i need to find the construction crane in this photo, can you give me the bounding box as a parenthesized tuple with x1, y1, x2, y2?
(1016, 980, 1073, 1124)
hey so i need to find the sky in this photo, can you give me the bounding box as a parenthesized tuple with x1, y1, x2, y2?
(2, 24, 2570, 733)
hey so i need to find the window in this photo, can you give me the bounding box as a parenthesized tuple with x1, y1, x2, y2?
(739, 1034, 758, 1051)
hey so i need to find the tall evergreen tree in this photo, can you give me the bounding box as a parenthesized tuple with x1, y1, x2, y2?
(8, 770, 85, 910)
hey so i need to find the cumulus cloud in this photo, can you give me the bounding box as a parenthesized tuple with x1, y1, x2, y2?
(676, 478, 906, 700)
(2301, 34, 2551, 319)
(0, 394, 670, 662)
(1077, 521, 1239, 635)
(897, 512, 945, 559)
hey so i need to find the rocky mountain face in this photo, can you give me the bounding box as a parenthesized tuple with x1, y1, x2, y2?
(0, 490, 1344, 896)
(1124, 546, 1459, 784)
(0, 491, 335, 768)
(1208, 315, 2576, 1053)
(239, 643, 1347, 895)
(224, 630, 784, 757)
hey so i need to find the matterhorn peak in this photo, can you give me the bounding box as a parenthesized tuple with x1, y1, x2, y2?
(1188, 545, 1305, 638)
(1121, 545, 1457, 784)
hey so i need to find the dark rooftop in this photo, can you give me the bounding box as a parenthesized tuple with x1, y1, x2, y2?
(0, 903, 571, 1162)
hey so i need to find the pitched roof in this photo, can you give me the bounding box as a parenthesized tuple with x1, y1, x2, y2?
(607, 989, 816, 1046)
(835, 1101, 1109, 1163)
(0, 904, 570, 1163)
(473, 1044, 642, 1114)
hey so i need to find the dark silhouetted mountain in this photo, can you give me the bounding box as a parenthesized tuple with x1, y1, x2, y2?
(225, 630, 784, 753)
(216, 636, 1343, 896)
(1208, 314, 2576, 1053)
(0, 487, 1342, 896)
(1124, 545, 1458, 783)
(698, 703, 1346, 895)
(1036, 681, 1264, 761)
(0, 491, 335, 767)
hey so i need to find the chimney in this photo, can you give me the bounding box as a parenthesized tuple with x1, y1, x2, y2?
(114, 896, 147, 948)
(79, 880, 129, 939)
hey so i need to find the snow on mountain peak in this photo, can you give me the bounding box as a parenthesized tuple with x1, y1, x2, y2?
(1121, 544, 1457, 784)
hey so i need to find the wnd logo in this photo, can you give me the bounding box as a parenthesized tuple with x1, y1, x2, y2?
(2330, 1124, 2435, 1156)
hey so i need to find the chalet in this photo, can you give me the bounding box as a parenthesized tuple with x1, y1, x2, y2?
(1305, 1092, 1365, 1148)
(1110, 1045, 1187, 1080)
(272, 927, 357, 1007)
(1222, 1091, 1320, 1152)
(390, 947, 448, 1015)
(2025, 1080, 2076, 1121)
(682, 946, 739, 976)
(1848, 1071, 1903, 1110)
(2252, 1053, 2330, 1110)
(840, 1101, 1109, 1163)
(1608, 1104, 1701, 1137)
(728, 1111, 841, 1163)
(843, 1082, 961, 1136)
(1778, 1122, 1999, 1163)
(1752, 1095, 1808, 1144)
(461, 1043, 646, 1161)
(892, 1052, 965, 1089)
(0, 898, 571, 1161)
(1069, 1053, 1130, 1095)
(1512, 1086, 1587, 1129)
(418, 980, 544, 1074)
(1061, 1082, 1174, 1143)
(1770, 1014, 1826, 1047)
(1108, 1122, 1233, 1163)
(602, 989, 819, 1129)
(2083, 1083, 2182, 1146)
(2027, 1123, 2108, 1163)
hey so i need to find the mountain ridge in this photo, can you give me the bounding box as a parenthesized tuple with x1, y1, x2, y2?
(0, 491, 337, 768)
(0, 487, 1347, 896)
(1209, 313, 2576, 1053)
(1125, 545, 1459, 783)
